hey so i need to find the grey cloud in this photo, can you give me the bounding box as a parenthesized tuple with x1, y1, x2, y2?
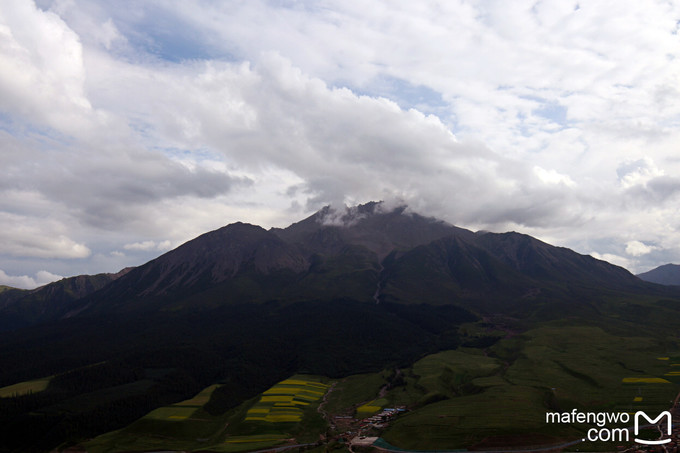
(0, 131, 249, 231)
(109, 53, 583, 232)
(49, 157, 250, 229)
(0, 269, 63, 289)
(625, 176, 680, 204)
(4, 0, 680, 283)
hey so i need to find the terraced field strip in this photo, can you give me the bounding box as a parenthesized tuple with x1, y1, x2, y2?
(145, 384, 221, 421)
(0, 378, 51, 397)
(145, 406, 197, 421)
(357, 398, 386, 416)
(618, 361, 680, 414)
(245, 377, 329, 423)
(622, 377, 672, 384)
(174, 384, 220, 406)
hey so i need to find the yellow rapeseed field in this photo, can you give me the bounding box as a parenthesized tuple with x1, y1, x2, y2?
(622, 377, 671, 384)
(245, 377, 329, 423)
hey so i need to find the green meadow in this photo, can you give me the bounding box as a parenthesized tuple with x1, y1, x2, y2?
(84, 323, 680, 453)
(85, 384, 228, 453)
(0, 377, 51, 397)
(381, 324, 680, 450)
(85, 375, 331, 453)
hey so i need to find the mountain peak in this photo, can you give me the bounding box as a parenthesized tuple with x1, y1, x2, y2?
(314, 201, 398, 227)
(2, 201, 659, 328)
(274, 201, 473, 259)
(637, 263, 680, 286)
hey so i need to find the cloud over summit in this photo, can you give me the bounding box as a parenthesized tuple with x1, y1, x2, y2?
(1, 0, 680, 287)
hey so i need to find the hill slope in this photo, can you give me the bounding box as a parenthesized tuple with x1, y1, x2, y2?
(1, 202, 680, 452)
(49, 202, 661, 320)
(638, 263, 680, 286)
(0, 269, 131, 331)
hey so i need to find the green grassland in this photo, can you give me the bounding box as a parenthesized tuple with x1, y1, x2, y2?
(85, 375, 331, 453)
(0, 377, 51, 397)
(324, 371, 388, 414)
(381, 324, 680, 450)
(85, 384, 231, 453)
(385, 384, 580, 449)
(0, 285, 16, 293)
(84, 319, 680, 453)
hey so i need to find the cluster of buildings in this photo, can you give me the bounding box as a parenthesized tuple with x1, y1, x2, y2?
(332, 406, 407, 448)
(358, 407, 406, 430)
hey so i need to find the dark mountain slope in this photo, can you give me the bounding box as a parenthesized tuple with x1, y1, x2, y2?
(73, 222, 310, 314)
(380, 235, 536, 307)
(128, 222, 308, 293)
(637, 263, 680, 286)
(6, 202, 671, 323)
(3, 202, 680, 451)
(0, 269, 131, 331)
(474, 232, 641, 288)
(273, 202, 474, 258)
(69, 203, 478, 315)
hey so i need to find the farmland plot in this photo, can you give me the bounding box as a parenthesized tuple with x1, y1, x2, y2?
(245, 377, 329, 423)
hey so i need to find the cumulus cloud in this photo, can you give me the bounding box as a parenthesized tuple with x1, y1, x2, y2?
(0, 0, 95, 134)
(533, 166, 576, 188)
(590, 252, 631, 270)
(617, 158, 665, 189)
(0, 269, 63, 289)
(123, 240, 172, 252)
(625, 240, 659, 257)
(0, 212, 90, 259)
(1, 0, 680, 281)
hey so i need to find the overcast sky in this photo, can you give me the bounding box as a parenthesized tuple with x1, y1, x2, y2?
(1, 0, 679, 288)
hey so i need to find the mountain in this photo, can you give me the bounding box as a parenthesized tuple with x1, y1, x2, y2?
(57, 203, 474, 317)
(0, 202, 662, 328)
(67, 222, 311, 316)
(0, 268, 132, 331)
(637, 263, 680, 285)
(272, 202, 475, 258)
(52, 202, 654, 320)
(1, 202, 679, 452)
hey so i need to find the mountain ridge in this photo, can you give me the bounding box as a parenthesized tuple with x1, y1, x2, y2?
(637, 263, 680, 286)
(2, 202, 680, 452)
(0, 268, 132, 331)
(0, 201, 663, 330)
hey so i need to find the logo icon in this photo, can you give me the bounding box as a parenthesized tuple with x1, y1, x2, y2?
(634, 411, 672, 445)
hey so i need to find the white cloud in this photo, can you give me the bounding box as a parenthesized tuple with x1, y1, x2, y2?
(123, 240, 172, 252)
(533, 166, 576, 187)
(1, 0, 680, 280)
(590, 252, 631, 270)
(0, 0, 95, 134)
(625, 240, 659, 257)
(617, 157, 665, 189)
(0, 212, 91, 259)
(0, 269, 63, 289)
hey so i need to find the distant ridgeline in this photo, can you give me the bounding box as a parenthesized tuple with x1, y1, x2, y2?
(1, 202, 680, 452)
